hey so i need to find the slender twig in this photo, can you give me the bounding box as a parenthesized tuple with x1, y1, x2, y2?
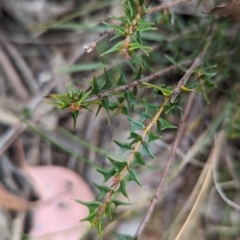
(0, 107, 53, 156)
(213, 137, 240, 211)
(121, 1, 144, 57)
(85, 59, 192, 103)
(147, 0, 192, 14)
(134, 90, 196, 239)
(0, 46, 29, 100)
(83, 30, 115, 53)
(0, 31, 38, 94)
(0, 37, 88, 155)
(94, 97, 170, 225)
(1, 32, 85, 45)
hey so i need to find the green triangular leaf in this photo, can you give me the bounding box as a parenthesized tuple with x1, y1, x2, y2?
(136, 110, 151, 122)
(95, 166, 117, 182)
(102, 21, 125, 34)
(143, 99, 158, 114)
(91, 73, 100, 95)
(78, 90, 92, 104)
(133, 86, 138, 96)
(156, 119, 162, 135)
(124, 91, 136, 111)
(75, 200, 101, 213)
(123, 5, 132, 23)
(148, 132, 159, 143)
(97, 219, 103, 240)
(164, 55, 186, 72)
(121, 105, 129, 115)
(94, 103, 102, 119)
(76, 89, 84, 100)
(124, 0, 137, 20)
(105, 202, 112, 219)
(108, 101, 119, 110)
(117, 179, 129, 199)
(130, 136, 142, 144)
(80, 211, 98, 226)
(92, 182, 111, 200)
(142, 82, 173, 97)
(102, 98, 110, 125)
(127, 132, 141, 140)
(113, 139, 132, 154)
(66, 82, 75, 98)
(117, 69, 127, 86)
(133, 66, 142, 80)
(102, 67, 113, 90)
(159, 118, 177, 130)
(71, 111, 79, 130)
(128, 169, 142, 186)
(127, 116, 145, 132)
(132, 52, 145, 67)
(109, 16, 128, 24)
(132, 152, 146, 166)
(180, 85, 193, 92)
(127, 132, 142, 145)
(111, 199, 133, 208)
(164, 104, 175, 114)
(128, 0, 137, 14)
(141, 141, 155, 159)
(101, 41, 123, 56)
(81, 104, 91, 112)
(107, 157, 128, 172)
(23, 108, 32, 118)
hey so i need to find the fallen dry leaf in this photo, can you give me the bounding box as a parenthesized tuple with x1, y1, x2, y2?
(28, 165, 95, 240)
(0, 161, 95, 239)
(207, 0, 240, 21)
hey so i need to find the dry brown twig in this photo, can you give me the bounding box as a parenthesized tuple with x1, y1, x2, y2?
(213, 140, 240, 211)
(0, 35, 89, 156)
(134, 33, 213, 239)
(0, 46, 29, 100)
(0, 32, 38, 95)
(134, 89, 196, 239)
(83, 30, 115, 53)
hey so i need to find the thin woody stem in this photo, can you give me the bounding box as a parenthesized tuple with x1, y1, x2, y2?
(121, 0, 144, 57)
(119, 97, 170, 178)
(134, 90, 196, 239)
(84, 30, 115, 53)
(94, 97, 169, 225)
(134, 30, 214, 239)
(84, 59, 192, 104)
